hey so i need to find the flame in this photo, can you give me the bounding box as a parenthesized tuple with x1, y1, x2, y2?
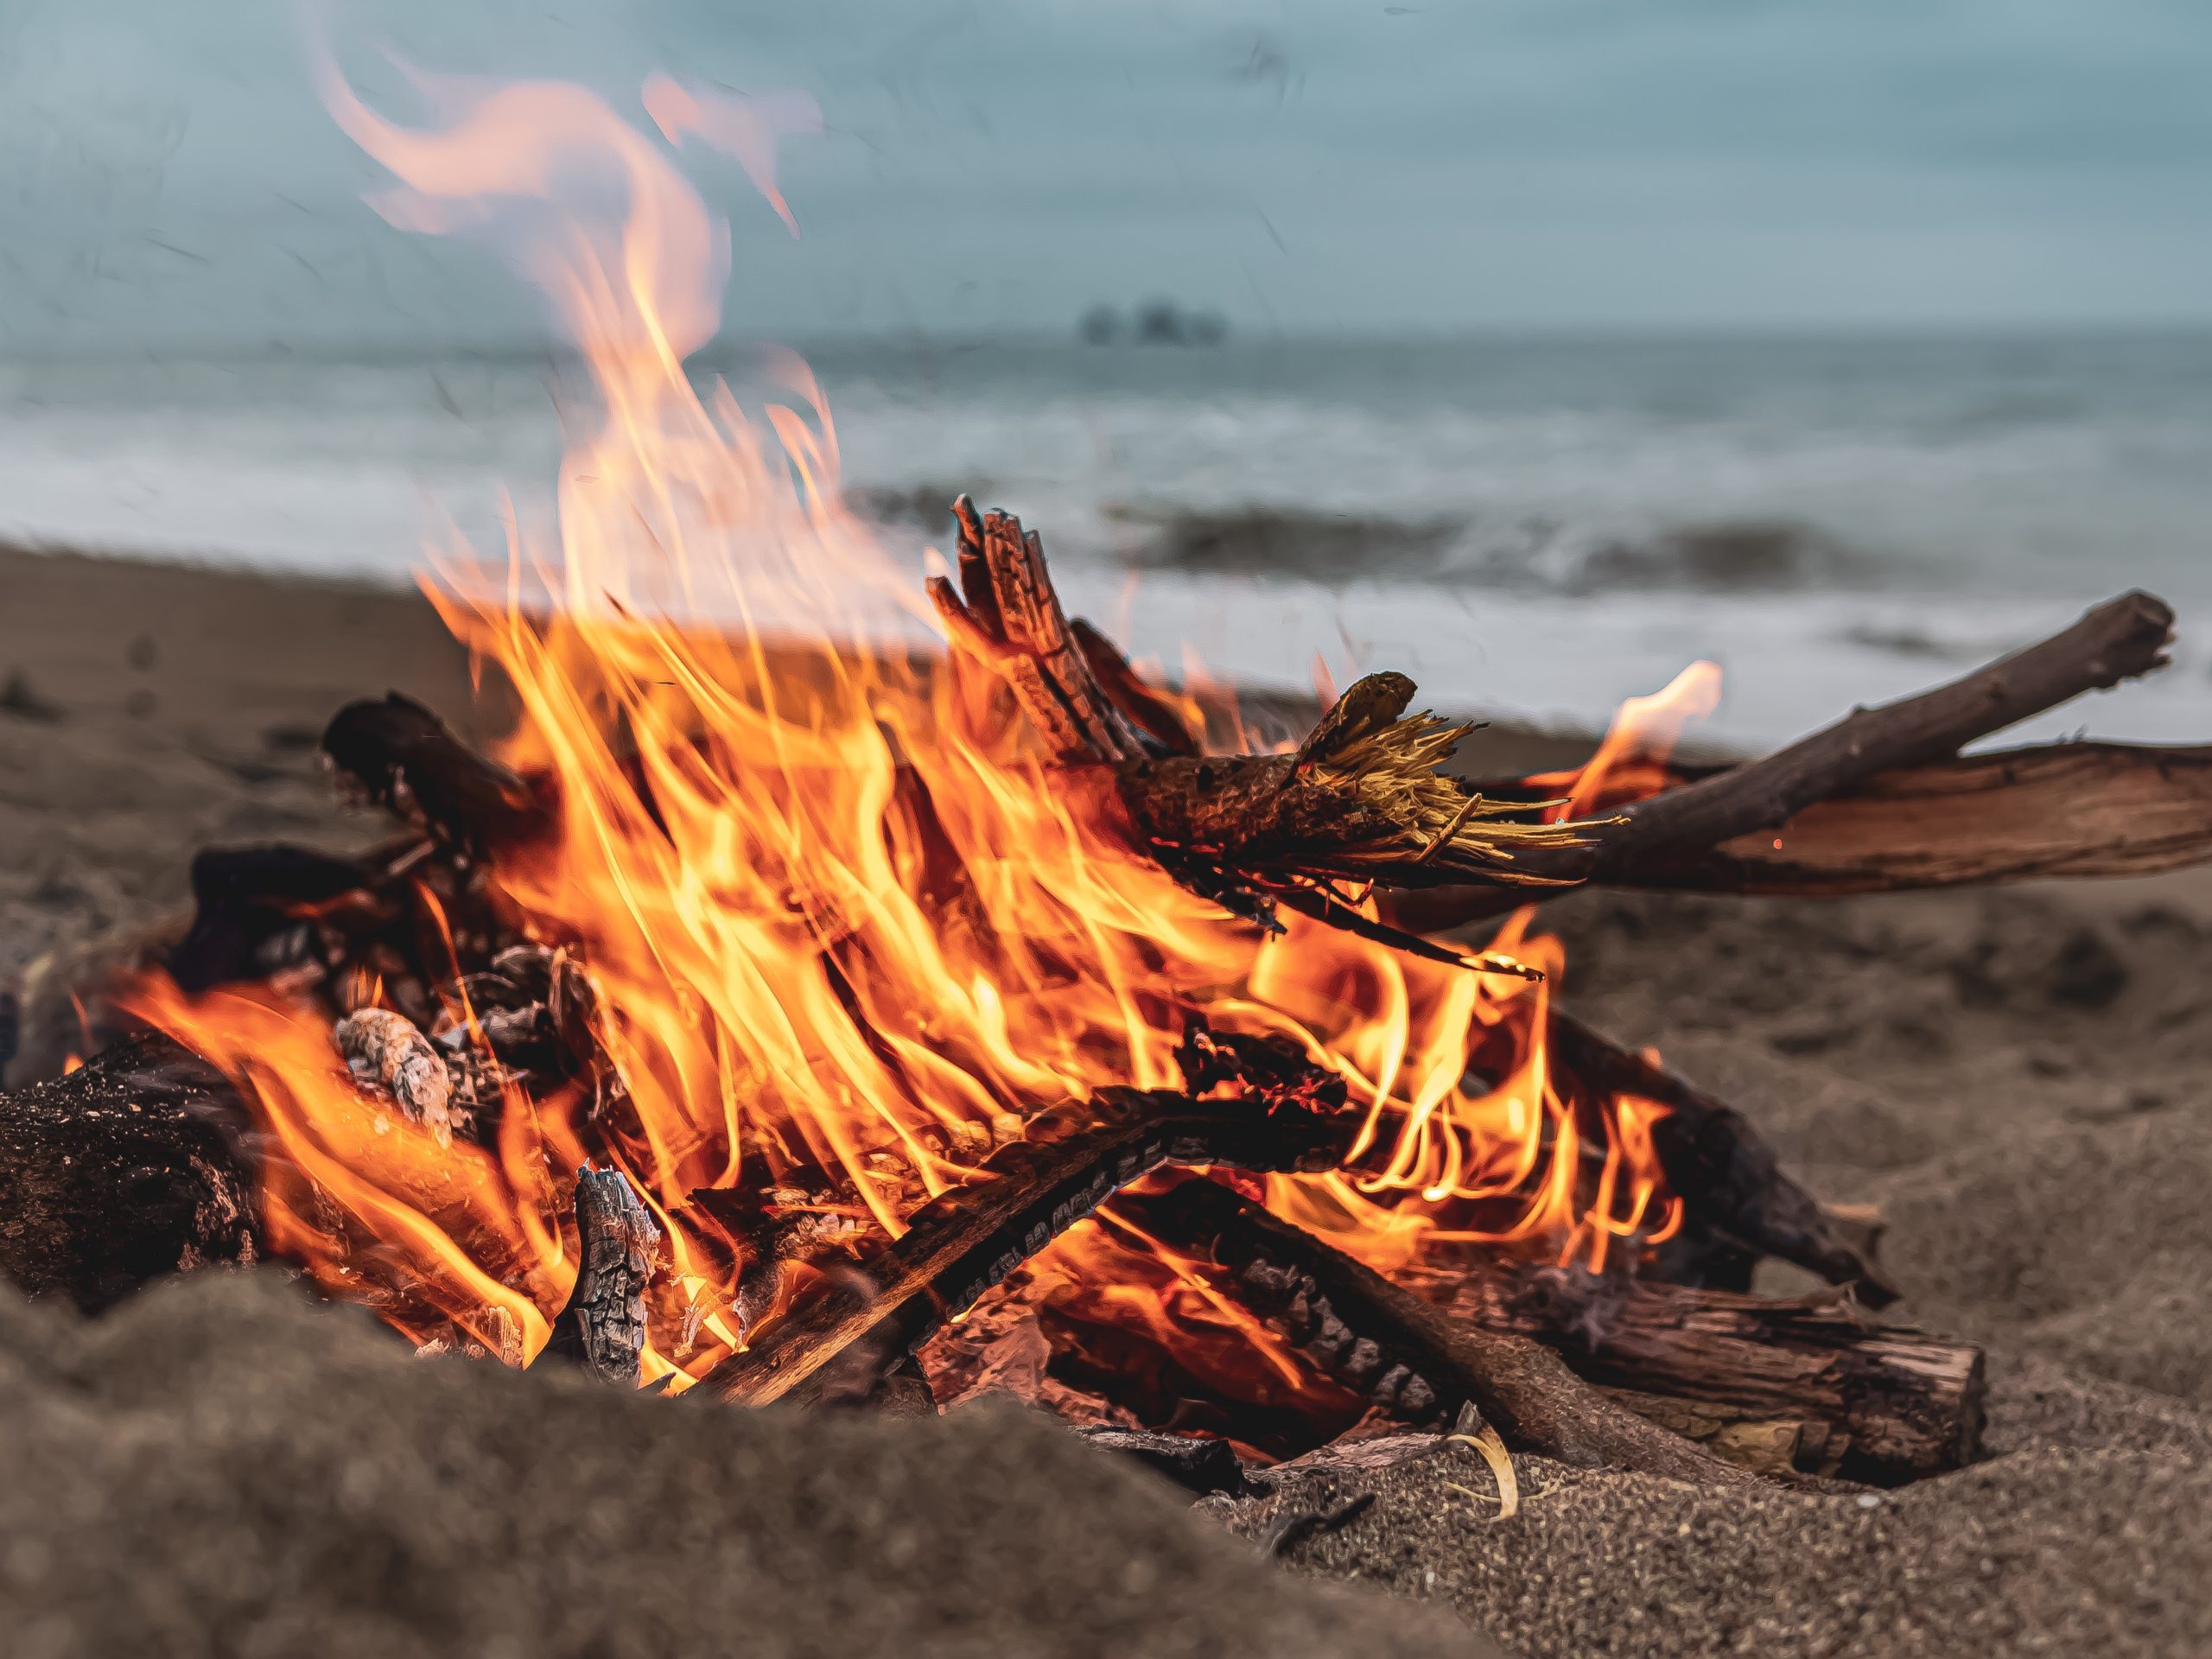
(126, 61, 1715, 1392)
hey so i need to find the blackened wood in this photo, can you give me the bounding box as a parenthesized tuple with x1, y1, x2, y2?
(1142, 1179, 1757, 1488)
(538, 1165, 660, 1387)
(321, 692, 549, 855)
(1077, 1427, 1251, 1496)
(1451, 1273, 1985, 1484)
(167, 845, 374, 994)
(0, 1035, 257, 1312)
(1389, 592, 2179, 931)
(1548, 1007, 1898, 1306)
(698, 1090, 1356, 1408)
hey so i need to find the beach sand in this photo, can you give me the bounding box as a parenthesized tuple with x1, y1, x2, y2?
(2, 543, 2209, 1655)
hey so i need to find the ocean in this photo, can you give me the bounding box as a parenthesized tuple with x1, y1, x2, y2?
(2, 331, 2207, 750)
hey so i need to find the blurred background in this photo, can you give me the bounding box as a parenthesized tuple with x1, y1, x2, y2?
(2, 0, 2208, 746)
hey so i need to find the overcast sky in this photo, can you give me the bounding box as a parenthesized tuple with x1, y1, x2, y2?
(2, 0, 2209, 350)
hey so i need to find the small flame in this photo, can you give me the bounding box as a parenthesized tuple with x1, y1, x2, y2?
(128, 59, 1716, 1389)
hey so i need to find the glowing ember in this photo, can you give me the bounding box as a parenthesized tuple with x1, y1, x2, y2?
(124, 60, 1713, 1394)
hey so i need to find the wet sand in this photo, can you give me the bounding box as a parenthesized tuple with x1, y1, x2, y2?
(3, 543, 2209, 1655)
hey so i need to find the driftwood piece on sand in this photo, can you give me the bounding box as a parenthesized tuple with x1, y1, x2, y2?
(1139, 1178, 1757, 1489)
(537, 1166, 660, 1387)
(0, 1035, 257, 1312)
(1446, 1272, 1985, 1484)
(1389, 593, 2179, 931)
(1548, 1008, 1898, 1305)
(698, 1090, 1357, 1409)
(1620, 741, 2212, 897)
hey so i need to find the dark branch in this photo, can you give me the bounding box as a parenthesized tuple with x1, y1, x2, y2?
(698, 1089, 1355, 1408)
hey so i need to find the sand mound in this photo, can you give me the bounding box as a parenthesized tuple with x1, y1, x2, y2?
(0, 1270, 1478, 1659)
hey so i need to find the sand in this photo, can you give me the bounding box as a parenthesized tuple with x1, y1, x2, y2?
(0, 1272, 1478, 1659)
(3, 543, 2210, 1655)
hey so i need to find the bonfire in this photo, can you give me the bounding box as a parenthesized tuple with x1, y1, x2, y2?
(5, 62, 2208, 1497)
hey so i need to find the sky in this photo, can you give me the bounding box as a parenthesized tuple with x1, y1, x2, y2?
(1, 0, 2209, 350)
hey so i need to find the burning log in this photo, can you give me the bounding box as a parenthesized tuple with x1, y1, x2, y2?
(1548, 1008, 1897, 1305)
(0, 1036, 257, 1312)
(1388, 591, 2179, 931)
(1136, 1178, 1757, 1489)
(539, 1165, 661, 1387)
(700, 1089, 1357, 1409)
(1442, 1271, 1985, 1485)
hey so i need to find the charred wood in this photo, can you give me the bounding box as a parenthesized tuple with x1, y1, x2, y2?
(1548, 1007, 1897, 1305)
(697, 1089, 1356, 1408)
(0, 1035, 257, 1312)
(1138, 1179, 1758, 1489)
(1077, 1426, 1252, 1497)
(167, 845, 375, 994)
(538, 1165, 660, 1387)
(321, 692, 550, 855)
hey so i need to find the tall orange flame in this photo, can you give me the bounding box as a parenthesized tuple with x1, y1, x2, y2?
(128, 63, 1714, 1389)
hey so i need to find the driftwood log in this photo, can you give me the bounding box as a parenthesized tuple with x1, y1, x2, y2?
(1133, 1177, 1756, 1488)
(1389, 593, 2179, 932)
(0, 1035, 258, 1312)
(1610, 741, 2212, 897)
(699, 1089, 1357, 1408)
(1442, 1272, 1983, 1484)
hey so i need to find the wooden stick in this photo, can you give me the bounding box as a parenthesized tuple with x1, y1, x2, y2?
(1548, 1007, 1898, 1305)
(1444, 1271, 1984, 1484)
(1389, 592, 2178, 930)
(697, 1089, 1355, 1408)
(1139, 1178, 1757, 1487)
(0, 1035, 258, 1312)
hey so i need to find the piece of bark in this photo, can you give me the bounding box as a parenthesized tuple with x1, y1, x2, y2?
(1139, 1179, 1757, 1488)
(697, 1089, 1357, 1408)
(1547, 1007, 1897, 1305)
(1389, 591, 2179, 931)
(537, 1165, 660, 1387)
(1619, 741, 2212, 896)
(321, 692, 549, 855)
(1448, 1271, 1984, 1484)
(333, 1007, 455, 1147)
(0, 1035, 257, 1312)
